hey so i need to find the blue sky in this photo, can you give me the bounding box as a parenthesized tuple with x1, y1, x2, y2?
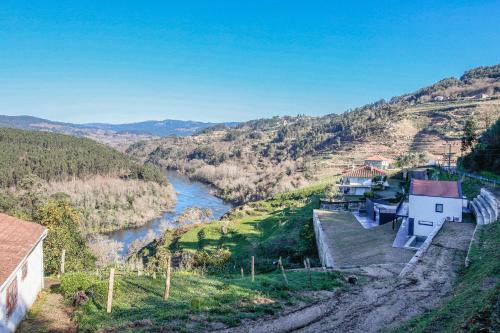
(0, 1, 499, 123)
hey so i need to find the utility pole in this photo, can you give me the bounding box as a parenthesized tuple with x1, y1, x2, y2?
(443, 142, 455, 170)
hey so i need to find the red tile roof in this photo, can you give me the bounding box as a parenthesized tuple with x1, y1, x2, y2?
(410, 179, 462, 198)
(0, 214, 47, 288)
(365, 155, 393, 162)
(342, 165, 387, 178)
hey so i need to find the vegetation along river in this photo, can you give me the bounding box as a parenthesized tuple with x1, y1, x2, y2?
(109, 170, 233, 256)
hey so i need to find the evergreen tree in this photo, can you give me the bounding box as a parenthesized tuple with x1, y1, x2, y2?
(461, 117, 478, 153)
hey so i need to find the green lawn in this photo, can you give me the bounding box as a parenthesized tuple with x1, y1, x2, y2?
(169, 176, 339, 271)
(392, 221, 500, 333)
(73, 269, 343, 332)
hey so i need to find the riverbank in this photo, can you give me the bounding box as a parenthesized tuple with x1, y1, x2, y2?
(108, 170, 233, 256)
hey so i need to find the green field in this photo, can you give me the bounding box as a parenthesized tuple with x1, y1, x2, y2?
(70, 269, 343, 332)
(146, 176, 338, 272)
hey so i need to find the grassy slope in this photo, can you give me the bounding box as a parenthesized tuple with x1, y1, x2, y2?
(394, 221, 500, 333)
(74, 270, 343, 332)
(174, 176, 337, 269)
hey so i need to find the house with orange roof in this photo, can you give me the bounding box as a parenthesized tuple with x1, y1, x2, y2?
(364, 155, 393, 169)
(0, 214, 47, 333)
(407, 179, 463, 237)
(340, 165, 387, 196)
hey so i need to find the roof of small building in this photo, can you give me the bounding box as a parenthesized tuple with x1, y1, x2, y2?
(342, 165, 387, 178)
(364, 155, 393, 162)
(410, 179, 462, 199)
(0, 214, 47, 289)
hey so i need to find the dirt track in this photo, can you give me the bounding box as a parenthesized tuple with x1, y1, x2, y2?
(214, 222, 475, 333)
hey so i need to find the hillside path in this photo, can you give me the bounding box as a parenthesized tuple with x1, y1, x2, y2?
(214, 222, 475, 333)
(17, 278, 76, 333)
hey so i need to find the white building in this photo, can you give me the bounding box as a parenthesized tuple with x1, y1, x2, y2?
(364, 155, 393, 170)
(408, 179, 463, 237)
(0, 214, 47, 333)
(340, 165, 387, 196)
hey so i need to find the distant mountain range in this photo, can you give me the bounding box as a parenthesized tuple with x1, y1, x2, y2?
(0, 115, 239, 149)
(0, 115, 238, 137)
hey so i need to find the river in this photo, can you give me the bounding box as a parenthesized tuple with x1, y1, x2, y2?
(109, 170, 233, 256)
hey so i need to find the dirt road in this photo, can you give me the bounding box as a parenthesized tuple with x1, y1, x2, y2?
(215, 222, 475, 333)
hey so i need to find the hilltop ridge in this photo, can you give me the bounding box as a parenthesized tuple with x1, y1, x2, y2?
(128, 64, 500, 203)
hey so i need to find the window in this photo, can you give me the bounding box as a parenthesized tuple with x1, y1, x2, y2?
(6, 278, 18, 317)
(418, 220, 434, 226)
(435, 204, 444, 213)
(22, 262, 28, 280)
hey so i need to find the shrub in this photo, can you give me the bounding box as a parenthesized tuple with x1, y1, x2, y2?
(61, 272, 120, 304)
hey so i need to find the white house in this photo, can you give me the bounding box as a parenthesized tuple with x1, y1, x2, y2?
(340, 165, 387, 196)
(408, 179, 463, 237)
(364, 155, 393, 170)
(0, 214, 47, 333)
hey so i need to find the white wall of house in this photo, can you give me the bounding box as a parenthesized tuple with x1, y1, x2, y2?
(365, 160, 390, 169)
(344, 176, 372, 185)
(352, 187, 370, 195)
(409, 195, 462, 237)
(0, 241, 44, 333)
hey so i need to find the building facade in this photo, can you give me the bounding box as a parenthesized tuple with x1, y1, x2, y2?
(0, 214, 47, 333)
(364, 155, 393, 170)
(408, 179, 463, 237)
(340, 165, 387, 196)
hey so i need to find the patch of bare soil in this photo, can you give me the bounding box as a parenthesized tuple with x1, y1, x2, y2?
(17, 279, 76, 333)
(212, 222, 475, 333)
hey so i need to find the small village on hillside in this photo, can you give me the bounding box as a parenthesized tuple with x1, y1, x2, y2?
(0, 2, 499, 332)
(1, 141, 499, 332)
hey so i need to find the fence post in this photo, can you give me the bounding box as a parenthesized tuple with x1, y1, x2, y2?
(163, 255, 172, 300)
(306, 258, 312, 287)
(251, 256, 255, 282)
(240, 267, 244, 278)
(106, 268, 115, 313)
(60, 249, 66, 276)
(278, 257, 288, 286)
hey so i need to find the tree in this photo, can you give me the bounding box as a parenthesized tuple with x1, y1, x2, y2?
(461, 117, 478, 153)
(325, 184, 341, 200)
(36, 199, 95, 274)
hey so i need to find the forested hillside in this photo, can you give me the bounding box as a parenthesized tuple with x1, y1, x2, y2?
(128, 64, 500, 203)
(0, 128, 175, 233)
(0, 127, 139, 187)
(461, 118, 500, 174)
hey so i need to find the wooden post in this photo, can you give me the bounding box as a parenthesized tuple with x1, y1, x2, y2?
(60, 249, 66, 276)
(251, 256, 255, 282)
(240, 267, 244, 278)
(278, 257, 288, 286)
(163, 255, 171, 300)
(106, 268, 115, 313)
(307, 258, 312, 287)
(304, 259, 308, 269)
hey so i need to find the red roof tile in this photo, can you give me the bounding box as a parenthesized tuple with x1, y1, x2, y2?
(0, 214, 46, 288)
(342, 165, 387, 178)
(410, 179, 462, 198)
(365, 155, 393, 161)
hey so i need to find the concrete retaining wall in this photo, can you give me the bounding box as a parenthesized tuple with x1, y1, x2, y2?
(313, 210, 335, 268)
(399, 220, 445, 277)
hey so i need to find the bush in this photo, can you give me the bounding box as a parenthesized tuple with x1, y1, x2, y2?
(194, 249, 232, 268)
(61, 272, 120, 304)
